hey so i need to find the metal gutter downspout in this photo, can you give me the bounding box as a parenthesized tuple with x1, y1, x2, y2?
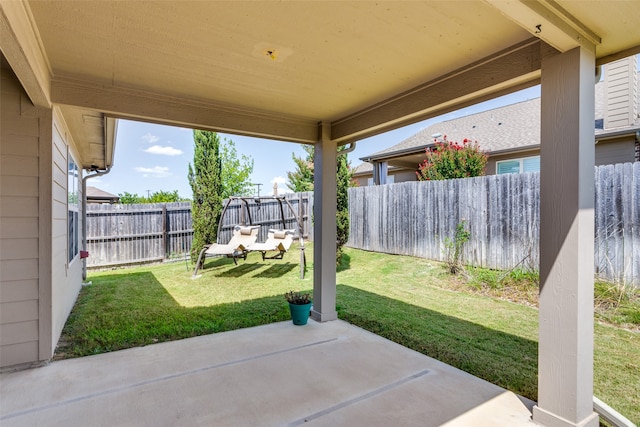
(339, 141, 356, 155)
(81, 166, 111, 280)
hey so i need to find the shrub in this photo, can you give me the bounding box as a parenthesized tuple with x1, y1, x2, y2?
(443, 221, 471, 274)
(417, 137, 488, 181)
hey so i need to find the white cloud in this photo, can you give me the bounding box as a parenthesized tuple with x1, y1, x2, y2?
(144, 145, 183, 156)
(271, 176, 287, 185)
(141, 133, 160, 144)
(135, 166, 172, 178)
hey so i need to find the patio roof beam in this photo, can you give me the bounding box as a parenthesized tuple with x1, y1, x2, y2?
(50, 76, 320, 144)
(330, 38, 557, 144)
(484, 0, 601, 53)
(0, 1, 51, 108)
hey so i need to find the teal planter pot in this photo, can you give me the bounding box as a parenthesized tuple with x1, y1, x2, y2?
(289, 302, 312, 325)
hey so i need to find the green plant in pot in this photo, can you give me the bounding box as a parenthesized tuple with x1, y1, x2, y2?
(285, 290, 312, 325)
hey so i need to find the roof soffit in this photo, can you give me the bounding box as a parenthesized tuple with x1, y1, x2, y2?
(13, 1, 640, 147)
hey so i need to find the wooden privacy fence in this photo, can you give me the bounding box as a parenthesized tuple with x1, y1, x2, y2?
(348, 162, 640, 286)
(595, 163, 640, 285)
(86, 202, 193, 267)
(85, 192, 313, 268)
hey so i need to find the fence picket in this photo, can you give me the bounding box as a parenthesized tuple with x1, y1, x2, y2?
(86, 194, 312, 268)
(347, 163, 639, 286)
(85, 166, 639, 285)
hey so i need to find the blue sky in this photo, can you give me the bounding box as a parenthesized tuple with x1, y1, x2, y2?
(93, 86, 542, 199)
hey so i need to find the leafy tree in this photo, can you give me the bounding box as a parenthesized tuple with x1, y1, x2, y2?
(147, 190, 182, 203)
(188, 130, 222, 264)
(118, 190, 185, 204)
(220, 138, 254, 199)
(118, 192, 143, 204)
(416, 137, 488, 181)
(286, 145, 314, 192)
(286, 144, 353, 263)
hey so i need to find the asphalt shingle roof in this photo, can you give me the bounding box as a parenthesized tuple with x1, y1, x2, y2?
(362, 74, 638, 162)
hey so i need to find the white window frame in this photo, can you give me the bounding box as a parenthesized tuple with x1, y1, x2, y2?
(496, 155, 540, 175)
(68, 154, 80, 263)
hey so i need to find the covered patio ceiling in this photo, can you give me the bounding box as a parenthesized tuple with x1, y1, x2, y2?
(3, 3, 640, 426)
(3, 1, 640, 156)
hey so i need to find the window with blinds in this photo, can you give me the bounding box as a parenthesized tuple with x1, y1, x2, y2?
(496, 156, 540, 175)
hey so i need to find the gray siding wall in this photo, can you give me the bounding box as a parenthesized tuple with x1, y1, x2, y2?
(50, 110, 83, 353)
(595, 138, 636, 166)
(0, 67, 85, 368)
(604, 57, 638, 129)
(0, 67, 47, 367)
(390, 169, 418, 183)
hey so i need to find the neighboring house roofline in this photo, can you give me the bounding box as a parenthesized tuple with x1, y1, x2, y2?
(360, 144, 432, 162)
(352, 162, 403, 176)
(595, 126, 640, 141)
(86, 186, 120, 203)
(487, 144, 540, 157)
(361, 141, 544, 164)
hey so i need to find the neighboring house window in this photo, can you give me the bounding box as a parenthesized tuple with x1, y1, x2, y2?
(367, 177, 374, 186)
(496, 156, 540, 174)
(68, 157, 79, 262)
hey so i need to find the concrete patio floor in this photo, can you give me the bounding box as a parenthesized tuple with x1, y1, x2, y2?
(1, 320, 535, 426)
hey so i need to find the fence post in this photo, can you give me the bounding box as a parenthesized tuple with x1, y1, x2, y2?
(162, 204, 167, 259)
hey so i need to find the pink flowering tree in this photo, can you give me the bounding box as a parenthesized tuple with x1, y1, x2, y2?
(416, 137, 488, 181)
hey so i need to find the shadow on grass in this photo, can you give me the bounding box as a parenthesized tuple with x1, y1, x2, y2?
(58, 269, 537, 402)
(335, 284, 539, 402)
(215, 263, 264, 277)
(254, 263, 297, 278)
(56, 271, 290, 359)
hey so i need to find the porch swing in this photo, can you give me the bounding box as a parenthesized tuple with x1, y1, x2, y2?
(192, 195, 306, 279)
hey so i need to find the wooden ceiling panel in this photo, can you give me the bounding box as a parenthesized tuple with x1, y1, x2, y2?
(27, 1, 531, 121)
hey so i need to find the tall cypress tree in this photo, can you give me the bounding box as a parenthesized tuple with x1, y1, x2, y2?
(336, 147, 352, 264)
(188, 130, 222, 264)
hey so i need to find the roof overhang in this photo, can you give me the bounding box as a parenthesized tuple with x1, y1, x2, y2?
(595, 126, 640, 143)
(57, 106, 117, 170)
(1, 1, 640, 154)
(363, 143, 545, 173)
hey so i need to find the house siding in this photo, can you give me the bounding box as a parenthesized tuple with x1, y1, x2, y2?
(595, 137, 636, 166)
(391, 170, 419, 183)
(50, 110, 84, 351)
(1, 63, 83, 368)
(604, 57, 637, 129)
(0, 67, 47, 367)
(353, 169, 417, 187)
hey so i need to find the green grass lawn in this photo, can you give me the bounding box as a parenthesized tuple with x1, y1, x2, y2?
(57, 244, 640, 424)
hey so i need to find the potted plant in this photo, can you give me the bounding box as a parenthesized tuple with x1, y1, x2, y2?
(285, 290, 312, 325)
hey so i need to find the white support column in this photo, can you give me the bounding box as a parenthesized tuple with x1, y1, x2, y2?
(533, 47, 598, 427)
(311, 122, 338, 322)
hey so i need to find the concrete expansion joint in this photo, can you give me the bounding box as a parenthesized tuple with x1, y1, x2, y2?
(287, 369, 431, 426)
